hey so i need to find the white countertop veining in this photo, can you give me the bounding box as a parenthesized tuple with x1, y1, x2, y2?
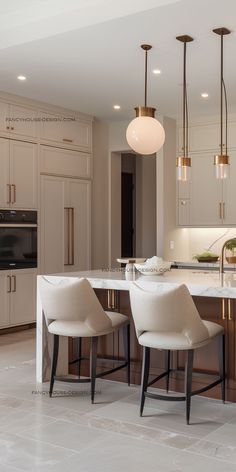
(41, 268, 236, 299)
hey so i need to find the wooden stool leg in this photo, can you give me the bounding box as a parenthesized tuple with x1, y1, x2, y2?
(90, 337, 98, 404)
(140, 346, 150, 417)
(219, 334, 226, 403)
(123, 324, 130, 386)
(49, 335, 59, 398)
(185, 349, 194, 425)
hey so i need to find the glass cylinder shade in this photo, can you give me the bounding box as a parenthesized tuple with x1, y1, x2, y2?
(214, 155, 230, 179)
(176, 165, 191, 182)
(176, 157, 191, 182)
(126, 116, 165, 155)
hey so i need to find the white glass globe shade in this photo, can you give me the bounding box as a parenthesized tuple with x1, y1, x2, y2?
(126, 116, 165, 155)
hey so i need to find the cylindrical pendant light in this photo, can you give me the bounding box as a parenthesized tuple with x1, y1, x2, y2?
(126, 44, 165, 155)
(213, 27, 231, 179)
(176, 35, 193, 181)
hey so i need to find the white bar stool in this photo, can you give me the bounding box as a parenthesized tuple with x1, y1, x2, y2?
(130, 283, 225, 424)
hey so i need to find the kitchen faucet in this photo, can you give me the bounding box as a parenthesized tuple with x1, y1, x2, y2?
(219, 238, 236, 279)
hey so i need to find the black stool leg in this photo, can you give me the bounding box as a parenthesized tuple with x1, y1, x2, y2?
(165, 350, 171, 393)
(90, 337, 98, 404)
(140, 346, 150, 417)
(219, 334, 225, 403)
(185, 349, 194, 425)
(49, 334, 59, 398)
(77, 337, 82, 378)
(123, 324, 130, 386)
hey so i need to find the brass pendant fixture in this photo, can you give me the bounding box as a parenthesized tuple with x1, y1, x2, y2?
(213, 27, 231, 179)
(176, 35, 193, 181)
(126, 44, 165, 155)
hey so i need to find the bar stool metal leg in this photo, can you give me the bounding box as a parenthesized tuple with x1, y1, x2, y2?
(90, 337, 98, 404)
(50, 334, 59, 398)
(165, 350, 171, 393)
(123, 324, 130, 385)
(219, 334, 226, 403)
(140, 346, 150, 417)
(185, 349, 194, 425)
(77, 337, 82, 378)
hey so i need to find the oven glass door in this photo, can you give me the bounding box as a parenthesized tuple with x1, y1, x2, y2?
(0, 227, 37, 270)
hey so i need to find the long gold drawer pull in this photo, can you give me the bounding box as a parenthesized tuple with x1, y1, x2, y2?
(11, 184, 16, 204)
(62, 138, 73, 143)
(223, 202, 226, 220)
(12, 275, 16, 292)
(107, 290, 111, 309)
(69, 208, 74, 266)
(64, 208, 70, 266)
(112, 290, 116, 309)
(228, 299, 232, 321)
(219, 202, 222, 220)
(7, 184, 11, 204)
(222, 298, 226, 320)
(7, 275, 11, 293)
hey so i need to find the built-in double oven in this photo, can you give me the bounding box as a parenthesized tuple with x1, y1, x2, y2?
(0, 210, 37, 270)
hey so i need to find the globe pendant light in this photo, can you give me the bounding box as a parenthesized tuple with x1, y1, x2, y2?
(126, 44, 165, 155)
(213, 27, 231, 179)
(176, 35, 193, 181)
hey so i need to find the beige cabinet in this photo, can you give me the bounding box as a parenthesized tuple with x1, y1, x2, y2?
(0, 269, 36, 328)
(40, 175, 91, 274)
(0, 101, 37, 139)
(0, 138, 38, 209)
(40, 145, 92, 179)
(39, 112, 92, 152)
(177, 152, 236, 226)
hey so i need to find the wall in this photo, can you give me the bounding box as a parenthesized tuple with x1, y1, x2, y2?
(91, 119, 109, 269)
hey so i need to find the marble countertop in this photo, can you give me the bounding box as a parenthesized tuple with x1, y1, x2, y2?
(40, 268, 236, 299)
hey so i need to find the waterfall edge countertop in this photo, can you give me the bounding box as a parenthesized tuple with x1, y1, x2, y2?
(42, 268, 236, 299)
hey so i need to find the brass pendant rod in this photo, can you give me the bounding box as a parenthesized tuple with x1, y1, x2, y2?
(183, 42, 186, 157)
(145, 48, 148, 107)
(220, 32, 223, 156)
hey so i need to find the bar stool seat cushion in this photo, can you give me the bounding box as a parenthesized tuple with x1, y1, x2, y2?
(48, 311, 129, 338)
(138, 320, 223, 350)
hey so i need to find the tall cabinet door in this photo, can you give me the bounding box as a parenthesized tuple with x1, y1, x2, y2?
(9, 140, 38, 209)
(40, 175, 65, 274)
(190, 153, 222, 226)
(0, 138, 10, 208)
(65, 179, 91, 272)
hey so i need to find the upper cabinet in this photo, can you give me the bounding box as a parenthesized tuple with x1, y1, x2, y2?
(177, 120, 236, 227)
(0, 101, 37, 140)
(178, 121, 236, 153)
(39, 112, 92, 153)
(0, 138, 38, 209)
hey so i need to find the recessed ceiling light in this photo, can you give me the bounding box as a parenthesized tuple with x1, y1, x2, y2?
(201, 93, 209, 98)
(153, 69, 161, 75)
(17, 75, 26, 81)
(113, 105, 121, 110)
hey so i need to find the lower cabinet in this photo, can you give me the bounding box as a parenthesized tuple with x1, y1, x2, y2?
(68, 290, 236, 402)
(0, 269, 36, 329)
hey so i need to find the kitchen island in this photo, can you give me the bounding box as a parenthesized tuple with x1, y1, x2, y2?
(37, 268, 236, 401)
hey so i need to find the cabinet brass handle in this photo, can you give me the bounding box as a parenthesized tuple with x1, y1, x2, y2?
(180, 200, 187, 206)
(222, 298, 226, 320)
(219, 202, 222, 219)
(107, 289, 111, 309)
(6, 126, 10, 130)
(223, 202, 225, 220)
(62, 138, 73, 143)
(11, 275, 16, 292)
(64, 207, 74, 266)
(7, 184, 11, 204)
(11, 184, 16, 204)
(11, 127, 14, 131)
(7, 275, 11, 293)
(228, 299, 232, 321)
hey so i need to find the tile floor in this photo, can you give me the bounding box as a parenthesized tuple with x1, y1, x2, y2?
(1, 329, 236, 471)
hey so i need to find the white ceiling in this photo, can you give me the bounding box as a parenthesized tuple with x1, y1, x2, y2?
(0, 0, 236, 121)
